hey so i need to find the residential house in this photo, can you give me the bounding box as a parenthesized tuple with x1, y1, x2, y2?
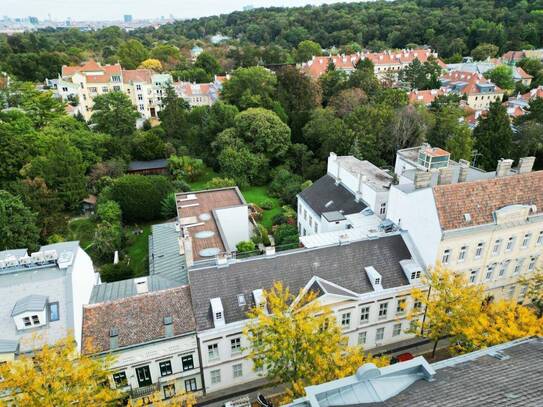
(285, 336, 543, 407)
(440, 71, 504, 110)
(127, 159, 169, 175)
(0, 242, 98, 357)
(446, 61, 533, 86)
(297, 153, 393, 239)
(174, 81, 220, 107)
(82, 285, 202, 401)
(408, 88, 448, 106)
(387, 146, 542, 301)
(189, 233, 426, 395)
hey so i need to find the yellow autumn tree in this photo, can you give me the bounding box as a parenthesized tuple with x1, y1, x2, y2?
(128, 388, 196, 407)
(519, 268, 543, 317)
(408, 265, 484, 358)
(453, 300, 543, 354)
(0, 336, 120, 407)
(138, 58, 163, 72)
(243, 281, 388, 401)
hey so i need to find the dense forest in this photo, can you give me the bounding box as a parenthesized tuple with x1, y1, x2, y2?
(2, 0, 543, 81)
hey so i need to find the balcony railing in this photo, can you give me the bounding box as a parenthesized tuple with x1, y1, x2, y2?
(129, 383, 159, 399)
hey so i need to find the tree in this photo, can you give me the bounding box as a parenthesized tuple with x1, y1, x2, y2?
(453, 300, 543, 353)
(319, 70, 349, 105)
(221, 66, 279, 112)
(519, 269, 543, 318)
(387, 105, 430, 153)
(90, 92, 140, 138)
(195, 52, 222, 75)
(399, 58, 442, 90)
(131, 131, 166, 160)
(0, 336, 120, 406)
(128, 389, 196, 407)
(471, 43, 499, 61)
(138, 58, 163, 71)
(117, 39, 149, 69)
(272, 224, 299, 246)
(0, 190, 40, 251)
(93, 221, 122, 261)
(268, 168, 304, 206)
(329, 88, 367, 118)
(150, 44, 181, 66)
(96, 200, 122, 225)
(294, 40, 322, 63)
(168, 155, 205, 182)
(109, 175, 173, 222)
(484, 65, 514, 90)
(409, 265, 484, 358)
(348, 68, 381, 98)
(303, 108, 354, 160)
(428, 104, 473, 160)
(99, 260, 134, 283)
(513, 121, 543, 159)
(243, 281, 388, 401)
(158, 83, 190, 140)
(518, 97, 543, 124)
(473, 101, 513, 171)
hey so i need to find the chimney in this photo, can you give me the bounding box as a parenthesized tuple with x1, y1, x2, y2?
(414, 171, 432, 189)
(458, 159, 470, 182)
(438, 167, 454, 185)
(496, 158, 514, 177)
(518, 156, 536, 174)
(134, 277, 148, 294)
(183, 235, 193, 268)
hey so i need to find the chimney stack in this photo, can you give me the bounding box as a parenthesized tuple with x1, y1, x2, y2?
(496, 159, 514, 177)
(518, 156, 536, 174)
(414, 171, 432, 189)
(438, 167, 454, 185)
(458, 159, 470, 182)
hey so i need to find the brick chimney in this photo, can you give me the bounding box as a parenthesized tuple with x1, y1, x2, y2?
(438, 167, 454, 185)
(414, 171, 432, 189)
(458, 159, 470, 182)
(518, 156, 536, 174)
(496, 159, 514, 177)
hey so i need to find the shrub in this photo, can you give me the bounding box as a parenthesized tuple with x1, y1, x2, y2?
(271, 213, 288, 226)
(172, 179, 191, 192)
(236, 240, 257, 253)
(168, 155, 205, 182)
(257, 224, 271, 246)
(260, 198, 275, 210)
(205, 177, 237, 189)
(273, 223, 299, 246)
(268, 168, 304, 206)
(161, 193, 177, 219)
(96, 200, 122, 224)
(100, 260, 134, 283)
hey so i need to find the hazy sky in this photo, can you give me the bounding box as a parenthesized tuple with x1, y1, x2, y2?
(2, 0, 362, 21)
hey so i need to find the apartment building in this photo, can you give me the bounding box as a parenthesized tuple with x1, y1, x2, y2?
(52, 60, 172, 121)
(440, 71, 504, 110)
(387, 149, 542, 301)
(174, 81, 220, 107)
(189, 234, 426, 394)
(0, 241, 98, 358)
(82, 285, 202, 401)
(297, 153, 393, 239)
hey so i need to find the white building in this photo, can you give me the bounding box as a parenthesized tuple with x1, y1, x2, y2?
(297, 153, 393, 239)
(188, 233, 426, 395)
(0, 241, 98, 360)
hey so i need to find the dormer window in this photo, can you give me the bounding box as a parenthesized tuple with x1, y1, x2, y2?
(374, 278, 381, 285)
(23, 317, 31, 327)
(32, 315, 40, 325)
(215, 312, 222, 319)
(410, 270, 421, 280)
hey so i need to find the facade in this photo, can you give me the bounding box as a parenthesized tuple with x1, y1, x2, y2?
(286, 336, 543, 407)
(297, 153, 393, 239)
(82, 286, 202, 401)
(174, 81, 219, 107)
(440, 71, 504, 110)
(188, 234, 426, 394)
(387, 147, 542, 301)
(0, 242, 98, 356)
(51, 60, 173, 121)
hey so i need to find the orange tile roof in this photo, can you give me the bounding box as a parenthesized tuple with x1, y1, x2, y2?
(433, 171, 543, 231)
(408, 88, 447, 105)
(516, 66, 533, 79)
(442, 71, 503, 95)
(522, 86, 543, 101)
(122, 69, 153, 84)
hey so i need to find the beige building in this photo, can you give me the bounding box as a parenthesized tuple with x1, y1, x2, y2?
(387, 147, 542, 302)
(440, 71, 504, 110)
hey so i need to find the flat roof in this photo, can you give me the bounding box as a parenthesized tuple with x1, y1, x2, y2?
(175, 187, 246, 262)
(335, 156, 393, 192)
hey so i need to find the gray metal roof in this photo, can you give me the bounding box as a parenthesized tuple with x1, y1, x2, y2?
(89, 275, 181, 304)
(0, 339, 19, 353)
(128, 159, 168, 171)
(188, 234, 412, 331)
(299, 175, 366, 217)
(11, 294, 48, 316)
(149, 222, 188, 284)
(0, 248, 28, 261)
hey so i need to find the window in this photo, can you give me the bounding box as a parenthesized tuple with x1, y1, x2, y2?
(442, 249, 451, 264)
(182, 355, 194, 371)
(392, 323, 402, 337)
(475, 242, 484, 258)
(48, 302, 59, 322)
(396, 299, 406, 314)
(485, 264, 496, 280)
(215, 311, 222, 320)
(303, 209, 307, 221)
(163, 383, 176, 399)
(139, 104, 145, 111)
(458, 246, 467, 262)
(357, 331, 367, 345)
(499, 261, 510, 277)
(138, 94, 143, 100)
(112, 371, 127, 388)
(62, 86, 68, 92)
(341, 312, 351, 328)
(159, 360, 172, 376)
(233, 364, 243, 378)
(207, 343, 219, 361)
(359, 306, 370, 323)
(309, 217, 312, 227)
(378, 302, 388, 319)
(314, 223, 318, 233)
(136, 84, 142, 91)
(413, 300, 422, 311)
(537, 231, 543, 245)
(102, 86, 108, 92)
(210, 369, 221, 385)
(31, 315, 40, 325)
(379, 202, 387, 216)
(528, 256, 538, 272)
(469, 269, 479, 283)
(23, 316, 32, 327)
(375, 327, 385, 341)
(506, 236, 515, 252)
(112, 75, 121, 82)
(522, 233, 531, 249)
(410, 270, 421, 280)
(230, 338, 241, 355)
(514, 258, 524, 274)
(89, 87, 97, 93)
(520, 285, 528, 299)
(492, 239, 502, 255)
(113, 85, 121, 91)
(185, 378, 197, 392)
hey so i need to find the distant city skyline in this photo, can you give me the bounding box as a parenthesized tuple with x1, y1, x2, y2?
(2, 0, 363, 21)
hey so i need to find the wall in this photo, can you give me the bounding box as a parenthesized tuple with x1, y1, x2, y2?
(215, 205, 250, 252)
(297, 197, 323, 236)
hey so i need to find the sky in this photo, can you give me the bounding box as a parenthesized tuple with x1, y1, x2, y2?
(1, 0, 363, 21)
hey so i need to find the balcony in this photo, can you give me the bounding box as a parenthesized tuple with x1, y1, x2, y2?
(129, 383, 159, 399)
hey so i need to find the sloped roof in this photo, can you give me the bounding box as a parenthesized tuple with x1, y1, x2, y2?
(433, 171, 543, 231)
(122, 69, 153, 84)
(149, 222, 188, 284)
(127, 159, 168, 171)
(89, 275, 180, 303)
(82, 286, 195, 354)
(0, 339, 19, 353)
(299, 174, 366, 217)
(11, 295, 47, 316)
(188, 234, 412, 331)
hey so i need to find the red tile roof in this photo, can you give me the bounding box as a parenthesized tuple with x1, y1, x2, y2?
(408, 88, 447, 105)
(522, 86, 543, 101)
(122, 68, 153, 84)
(516, 66, 533, 79)
(433, 171, 543, 231)
(442, 71, 503, 95)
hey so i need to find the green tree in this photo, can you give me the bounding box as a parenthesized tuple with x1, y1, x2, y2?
(470, 43, 499, 61)
(473, 101, 513, 170)
(195, 52, 222, 75)
(294, 40, 322, 63)
(99, 260, 134, 283)
(93, 221, 122, 262)
(151, 44, 181, 66)
(348, 68, 381, 98)
(96, 200, 122, 225)
(204, 177, 237, 189)
(168, 155, 205, 182)
(319, 70, 349, 105)
(484, 65, 514, 90)
(131, 131, 166, 160)
(399, 58, 442, 90)
(0, 190, 40, 251)
(268, 168, 304, 206)
(90, 92, 140, 138)
(158, 83, 190, 140)
(518, 97, 543, 124)
(513, 121, 543, 158)
(117, 39, 149, 69)
(303, 108, 354, 160)
(520, 269, 543, 318)
(329, 88, 367, 118)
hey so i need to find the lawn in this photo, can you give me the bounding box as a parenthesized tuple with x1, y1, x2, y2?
(188, 167, 219, 191)
(125, 224, 152, 277)
(67, 217, 96, 252)
(241, 186, 282, 230)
